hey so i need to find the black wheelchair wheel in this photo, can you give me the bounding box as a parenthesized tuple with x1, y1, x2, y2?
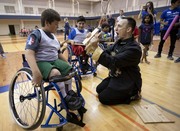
(62, 45, 72, 64)
(9, 67, 46, 130)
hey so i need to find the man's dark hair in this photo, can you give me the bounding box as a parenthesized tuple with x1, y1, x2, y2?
(171, 0, 178, 3)
(101, 23, 110, 29)
(122, 17, 136, 32)
(41, 9, 61, 27)
(77, 16, 86, 23)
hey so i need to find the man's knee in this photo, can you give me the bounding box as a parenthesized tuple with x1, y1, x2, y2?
(98, 93, 110, 105)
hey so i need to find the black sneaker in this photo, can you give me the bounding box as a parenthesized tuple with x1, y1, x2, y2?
(154, 53, 161, 58)
(167, 56, 174, 60)
(130, 92, 142, 101)
(64, 95, 82, 110)
(174, 57, 180, 63)
(67, 90, 84, 103)
(67, 90, 77, 97)
(81, 63, 90, 74)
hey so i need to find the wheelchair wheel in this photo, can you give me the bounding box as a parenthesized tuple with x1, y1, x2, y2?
(62, 45, 72, 64)
(9, 67, 46, 130)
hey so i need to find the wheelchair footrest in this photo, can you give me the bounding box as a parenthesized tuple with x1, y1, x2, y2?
(41, 122, 67, 128)
(66, 112, 86, 127)
(79, 106, 87, 114)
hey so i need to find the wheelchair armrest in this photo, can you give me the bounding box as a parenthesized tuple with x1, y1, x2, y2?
(49, 71, 77, 83)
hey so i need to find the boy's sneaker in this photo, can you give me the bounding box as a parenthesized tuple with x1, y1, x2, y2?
(64, 95, 82, 110)
(67, 90, 77, 97)
(67, 90, 84, 103)
(167, 56, 174, 60)
(154, 53, 161, 58)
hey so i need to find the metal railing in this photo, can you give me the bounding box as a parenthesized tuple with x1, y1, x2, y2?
(0, 0, 171, 17)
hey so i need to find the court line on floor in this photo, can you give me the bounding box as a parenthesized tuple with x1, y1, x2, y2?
(95, 75, 180, 118)
(0, 83, 148, 130)
(0, 85, 9, 93)
(82, 86, 149, 131)
(1, 76, 180, 119)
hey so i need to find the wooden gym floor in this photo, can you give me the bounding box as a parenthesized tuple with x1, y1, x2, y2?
(0, 35, 179, 131)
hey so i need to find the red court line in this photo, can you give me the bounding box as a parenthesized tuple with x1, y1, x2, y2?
(83, 86, 149, 131)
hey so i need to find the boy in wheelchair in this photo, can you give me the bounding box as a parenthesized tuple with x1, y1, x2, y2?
(68, 16, 91, 74)
(25, 9, 82, 111)
(99, 23, 112, 50)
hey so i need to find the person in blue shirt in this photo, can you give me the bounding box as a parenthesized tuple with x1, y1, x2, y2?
(99, 23, 112, 49)
(138, 14, 154, 64)
(68, 16, 91, 74)
(64, 17, 70, 40)
(138, 1, 157, 55)
(138, 1, 157, 22)
(154, 0, 180, 60)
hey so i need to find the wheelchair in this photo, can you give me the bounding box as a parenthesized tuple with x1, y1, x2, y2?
(8, 54, 87, 130)
(62, 44, 97, 78)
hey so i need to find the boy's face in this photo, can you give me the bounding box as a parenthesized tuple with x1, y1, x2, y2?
(76, 21, 85, 30)
(45, 20, 59, 33)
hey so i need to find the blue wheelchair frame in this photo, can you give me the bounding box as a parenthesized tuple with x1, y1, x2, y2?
(8, 54, 87, 130)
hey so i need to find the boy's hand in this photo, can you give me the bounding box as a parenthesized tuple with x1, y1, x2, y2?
(86, 32, 92, 38)
(32, 71, 42, 87)
(67, 40, 75, 45)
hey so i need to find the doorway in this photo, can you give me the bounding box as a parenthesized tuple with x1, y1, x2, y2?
(8, 25, 16, 35)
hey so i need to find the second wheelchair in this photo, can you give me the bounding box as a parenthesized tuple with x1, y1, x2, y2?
(62, 43, 97, 78)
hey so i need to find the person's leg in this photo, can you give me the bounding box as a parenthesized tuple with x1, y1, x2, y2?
(37, 61, 81, 110)
(141, 45, 145, 63)
(144, 45, 150, 64)
(48, 68, 67, 97)
(0, 43, 5, 58)
(167, 30, 178, 60)
(112, 26, 114, 42)
(96, 77, 111, 94)
(64, 32, 66, 40)
(98, 87, 131, 105)
(53, 59, 72, 76)
(154, 30, 166, 58)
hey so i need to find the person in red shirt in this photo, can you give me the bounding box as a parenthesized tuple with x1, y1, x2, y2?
(133, 26, 139, 40)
